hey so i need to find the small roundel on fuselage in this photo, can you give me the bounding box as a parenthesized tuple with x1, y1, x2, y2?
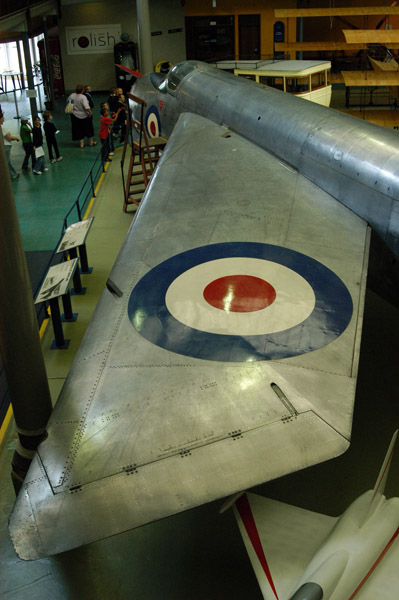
(145, 106, 161, 138)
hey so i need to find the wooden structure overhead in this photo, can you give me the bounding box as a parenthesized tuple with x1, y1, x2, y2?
(274, 7, 399, 53)
(0, 32, 22, 42)
(274, 41, 380, 51)
(276, 41, 399, 50)
(275, 7, 399, 18)
(343, 29, 399, 43)
(342, 70, 399, 86)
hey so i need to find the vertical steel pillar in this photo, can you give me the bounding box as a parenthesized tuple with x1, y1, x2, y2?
(136, 0, 153, 73)
(42, 17, 56, 108)
(0, 138, 52, 493)
(16, 40, 26, 90)
(298, 0, 304, 60)
(21, 32, 38, 119)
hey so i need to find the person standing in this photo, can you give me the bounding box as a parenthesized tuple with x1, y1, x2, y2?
(0, 109, 19, 179)
(107, 87, 119, 114)
(32, 116, 48, 175)
(83, 85, 96, 145)
(99, 105, 121, 163)
(107, 87, 120, 137)
(20, 117, 35, 171)
(115, 91, 127, 143)
(67, 84, 97, 148)
(83, 85, 94, 109)
(43, 111, 62, 163)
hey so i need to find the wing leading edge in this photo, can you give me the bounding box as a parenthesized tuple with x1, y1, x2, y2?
(10, 112, 370, 559)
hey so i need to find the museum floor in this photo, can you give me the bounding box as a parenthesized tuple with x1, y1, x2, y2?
(0, 85, 398, 599)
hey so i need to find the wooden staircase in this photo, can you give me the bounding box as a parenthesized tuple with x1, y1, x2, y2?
(121, 93, 167, 212)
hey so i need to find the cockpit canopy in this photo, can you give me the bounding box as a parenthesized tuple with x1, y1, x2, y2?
(157, 61, 211, 96)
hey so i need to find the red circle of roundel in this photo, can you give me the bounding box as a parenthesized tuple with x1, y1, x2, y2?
(150, 120, 157, 137)
(203, 275, 276, 313)
(145, 106, 161, 138)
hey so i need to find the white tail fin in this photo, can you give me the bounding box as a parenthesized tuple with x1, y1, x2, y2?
(362, 429, 398, 525)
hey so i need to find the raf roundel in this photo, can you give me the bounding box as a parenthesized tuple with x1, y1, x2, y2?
(145, 106, 162, 138)
(128, 242, 353, 362)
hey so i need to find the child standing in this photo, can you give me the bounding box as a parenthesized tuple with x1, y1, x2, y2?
(20, 117, 35, 171)
(108, 87, 120, 137)
(43, 111, 62, 163)
(32, 116, 48, 175)
(107, 87, 119, 114)
(99, 105, 121, 163)
(115, 92, 127, 143)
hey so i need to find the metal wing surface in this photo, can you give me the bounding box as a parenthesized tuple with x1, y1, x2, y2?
(10, 112, 370, 559)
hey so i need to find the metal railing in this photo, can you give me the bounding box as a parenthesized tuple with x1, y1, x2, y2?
(34, 144, 109, 325)
(0, 135, 111, 433)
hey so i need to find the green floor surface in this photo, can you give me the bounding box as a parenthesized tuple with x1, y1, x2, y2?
(4, 91, 110, 251)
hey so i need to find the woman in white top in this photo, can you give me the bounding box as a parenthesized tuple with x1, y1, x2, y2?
(1, 109, 19, 179)
(67, 84, 97, 148)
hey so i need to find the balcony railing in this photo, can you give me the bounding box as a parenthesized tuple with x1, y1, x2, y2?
(0, 0, 52, 20)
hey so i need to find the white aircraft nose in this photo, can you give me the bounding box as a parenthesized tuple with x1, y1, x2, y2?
(290, 549, 349, 600)
(289, 581, 323, 600)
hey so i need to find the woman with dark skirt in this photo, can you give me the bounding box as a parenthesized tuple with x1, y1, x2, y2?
(67, 84, 97, 149)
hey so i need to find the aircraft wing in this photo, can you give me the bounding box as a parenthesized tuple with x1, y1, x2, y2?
(233, 492, 399, 600)
(10, 112, 370, 559)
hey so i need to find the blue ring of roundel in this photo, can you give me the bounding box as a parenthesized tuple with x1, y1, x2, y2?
(145, 105, 161, 137)
(127, 242, 353, 362)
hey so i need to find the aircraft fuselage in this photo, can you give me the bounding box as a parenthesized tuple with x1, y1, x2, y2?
(132, 61, 399, 258)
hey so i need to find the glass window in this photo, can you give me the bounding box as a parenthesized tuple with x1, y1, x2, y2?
(150, 72, 164, 89)
(290, 76, 309, 94)
(311, 71, 326, 90)
(266, 76, 284, 90)
(0, 41, 20, 73)
(165, 61, 209, 96)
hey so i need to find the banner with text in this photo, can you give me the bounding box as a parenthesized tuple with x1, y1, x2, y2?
(66, 24, 121, 55)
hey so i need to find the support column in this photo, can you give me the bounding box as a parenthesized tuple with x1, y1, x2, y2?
(16, 40, 26, 90)
(42, 17, 56, 109)
(0, 138, 52, 493)
(136, 0, 153, 74)
(21, 32, 38, 119)
(298, 0, 304, 60)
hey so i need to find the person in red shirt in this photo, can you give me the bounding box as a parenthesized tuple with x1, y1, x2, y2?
(99, 104, 121, 163)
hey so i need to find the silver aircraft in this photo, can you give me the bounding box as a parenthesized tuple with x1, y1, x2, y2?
(9, 61, 399, 559)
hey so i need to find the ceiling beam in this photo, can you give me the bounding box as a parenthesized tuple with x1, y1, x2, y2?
(275, 7, 399, 18)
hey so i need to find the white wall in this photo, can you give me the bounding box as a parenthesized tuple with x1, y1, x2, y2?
(150, 0, 186, 67)
(58, 0, 186, 92)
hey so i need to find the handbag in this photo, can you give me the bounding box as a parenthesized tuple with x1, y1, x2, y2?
(65, 98, 74, 114)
